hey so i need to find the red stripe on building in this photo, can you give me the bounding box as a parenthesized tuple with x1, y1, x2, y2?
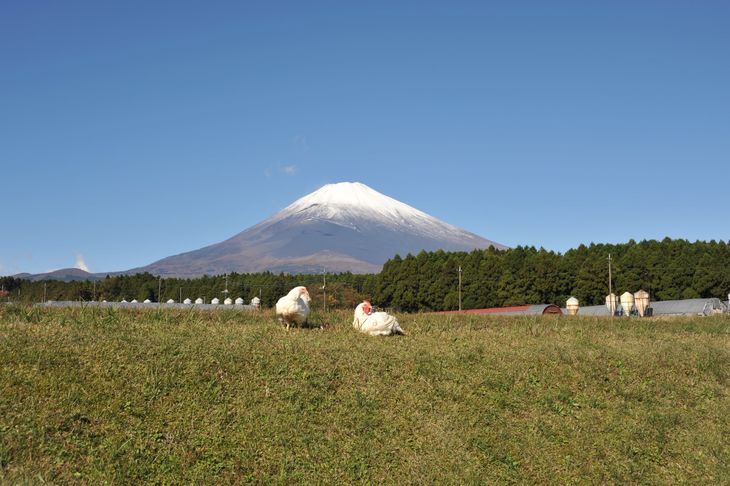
(440, 305, 531, 315)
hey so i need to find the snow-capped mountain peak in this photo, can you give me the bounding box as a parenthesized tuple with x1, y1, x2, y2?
(278, 182, 453, 234)
(124, 181, 506, 276)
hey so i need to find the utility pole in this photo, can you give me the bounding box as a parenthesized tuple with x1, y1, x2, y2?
(458, 265, 462, 312)
(608, 253, 613, 317)
(322, 268, 327, 312)
(608, 253, 613, 297)
(93, 280, 96, 302)
(43, 283, 47, 303)
(158, 277, 162, 303)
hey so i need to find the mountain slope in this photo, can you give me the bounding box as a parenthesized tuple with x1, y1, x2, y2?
(127, 182, 507, 276)
(14, 268, 103, 282)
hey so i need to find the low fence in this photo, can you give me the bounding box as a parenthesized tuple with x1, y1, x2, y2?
(35, 301, 259, 312)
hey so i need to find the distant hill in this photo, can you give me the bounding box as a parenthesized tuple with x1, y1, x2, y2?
(14, 268, 103, 282)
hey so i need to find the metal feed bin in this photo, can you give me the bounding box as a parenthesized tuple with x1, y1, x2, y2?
(634, 290, 650, 317)
(620, 292, 635, 316)
(566, 297, 580, 315)
(605, 293, 619, 316)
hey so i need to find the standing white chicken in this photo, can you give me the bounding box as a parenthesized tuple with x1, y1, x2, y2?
(275, 286, 311, 329)
(353, 301, 406, 336)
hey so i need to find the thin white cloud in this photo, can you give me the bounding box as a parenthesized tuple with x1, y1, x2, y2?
(281, 165, 297, 176)
(75, 254, 90, 272)
(264, 163, 298, 177)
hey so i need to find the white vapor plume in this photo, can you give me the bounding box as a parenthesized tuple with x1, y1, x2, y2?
(75, 254, 90, 272)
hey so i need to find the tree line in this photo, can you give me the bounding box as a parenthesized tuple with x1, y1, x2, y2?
(2, 238, 729, 312)
(0, 271, 377, 310)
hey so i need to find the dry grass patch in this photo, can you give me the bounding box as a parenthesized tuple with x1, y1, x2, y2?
(1, 305, 728, 483)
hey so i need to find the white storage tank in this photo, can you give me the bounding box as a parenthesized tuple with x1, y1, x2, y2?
(211, 298, 220, 305)
(183, 298, 192, 305)
(195, 297, 204, 305)
(566, 297, 579, 315)
(167, 299, 175, 304)
(620, 292, 635, 316)
(143, 299, 152, 304)
(634, 290, 650, 317)
(605, 293, 619, 316)
(235, 297, 244, 305)
(224, 297, 233, 305)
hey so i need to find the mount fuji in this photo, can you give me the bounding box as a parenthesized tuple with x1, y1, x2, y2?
(126, 182, 506, 276)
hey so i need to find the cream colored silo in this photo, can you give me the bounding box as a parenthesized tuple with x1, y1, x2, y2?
(620, 292, 634, 316)
(605, 293, 619, 316)
(634, 290, 650, 317)
(566, 296, 579, 315)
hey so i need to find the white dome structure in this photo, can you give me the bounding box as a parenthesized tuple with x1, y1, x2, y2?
(211, 297, 220, 305)
(167, 299, 175, 304)
(195, 298, 204, 304)
(235, 297, 244, 305)
(183, 298, 192, 305)
(251, 296, 261, 308)
(131, 299, 138, 304)
(143, 299, 152, 304)
(121, 299, 128, 303)
(224, 297, 233, 305)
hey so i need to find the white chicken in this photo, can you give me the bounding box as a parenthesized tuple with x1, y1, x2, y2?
(353, 301, 406, 336)
(275, 286, 311, 329)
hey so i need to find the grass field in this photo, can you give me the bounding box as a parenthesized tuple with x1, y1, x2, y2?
(1, 305, 728, 484)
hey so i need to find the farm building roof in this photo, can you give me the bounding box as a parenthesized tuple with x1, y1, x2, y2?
(441, 304, 562, 316)
(574, 298, 727, 317)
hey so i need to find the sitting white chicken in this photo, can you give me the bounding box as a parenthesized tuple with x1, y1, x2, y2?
(275, 286, 311, 329)
(353, 300, 406, 336)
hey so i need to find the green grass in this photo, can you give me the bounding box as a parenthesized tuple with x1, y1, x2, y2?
(1, 305, 728, 484)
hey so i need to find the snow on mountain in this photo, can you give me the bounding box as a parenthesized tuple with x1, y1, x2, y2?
(123, 182, 507, 277)
(274, 182, 467, 240)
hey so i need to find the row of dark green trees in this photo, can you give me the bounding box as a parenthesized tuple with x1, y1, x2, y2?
(2, 238, 729, 312)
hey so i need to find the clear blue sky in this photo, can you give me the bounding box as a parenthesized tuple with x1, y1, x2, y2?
(2, 1, 729, 275)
